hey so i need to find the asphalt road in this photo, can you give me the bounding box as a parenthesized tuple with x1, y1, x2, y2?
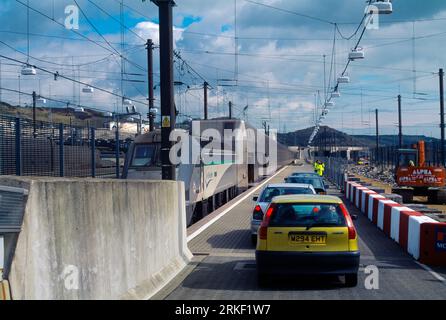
(160, 164, 446, 300)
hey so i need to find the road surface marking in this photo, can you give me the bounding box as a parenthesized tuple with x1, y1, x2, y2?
(415, 261, 446, 284)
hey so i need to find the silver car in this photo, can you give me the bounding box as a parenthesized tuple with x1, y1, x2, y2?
(250, 183, 316, 244)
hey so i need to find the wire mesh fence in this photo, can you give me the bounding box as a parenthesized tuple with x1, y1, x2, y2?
(0, 114, 132, 178)
(370, 143, 443, 169)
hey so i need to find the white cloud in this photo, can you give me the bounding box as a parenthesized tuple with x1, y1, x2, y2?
(134, 21, 184, 47)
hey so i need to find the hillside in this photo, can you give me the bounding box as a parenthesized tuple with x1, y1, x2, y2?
(0, 101, 113, 127)
(278, 126, 440, 148)
(278, 126, 371, 147)
(352, 134, 440, 147)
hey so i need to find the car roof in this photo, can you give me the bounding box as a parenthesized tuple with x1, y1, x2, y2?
(291, 172, 319, 176)
(264, 183, 314, 189)
(288, 175, 323, 180)
(271, 195, 342, 204)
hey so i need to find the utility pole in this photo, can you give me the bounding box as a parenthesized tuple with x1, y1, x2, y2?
(151, 0, 176, 180)
(229, 101, 232, 119)
(398, 94, 403, 148)
(0, 59, 2, 103)
(375, 109, 379, 165)
(440, 68, 445, 167)
(18, 75, 21, 106)
(324, 126, 327, 156)
(146, 39, 155, 132)
(323, 55, 326, 99)
(204, 81, 208, 120)
(32, 91, 37, 137)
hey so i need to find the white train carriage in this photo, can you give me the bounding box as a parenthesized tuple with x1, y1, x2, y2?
(122, 119, 295, 226)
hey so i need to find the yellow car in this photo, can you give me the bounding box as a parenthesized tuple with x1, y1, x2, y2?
(256, 195, 360, 287)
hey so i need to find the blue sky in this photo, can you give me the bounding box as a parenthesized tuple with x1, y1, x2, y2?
(1, 0, 446, 137)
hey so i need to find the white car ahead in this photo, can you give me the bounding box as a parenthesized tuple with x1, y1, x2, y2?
(250, 183, 316, 244)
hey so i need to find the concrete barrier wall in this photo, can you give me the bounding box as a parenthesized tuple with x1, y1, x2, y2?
(1, 177, 192, 300)
(345, 180, 446, 266)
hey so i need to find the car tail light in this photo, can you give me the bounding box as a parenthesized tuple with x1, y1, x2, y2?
(340, 204, 357, 239)
(253, 205, 263, 220)
(258, 204, 276, 240)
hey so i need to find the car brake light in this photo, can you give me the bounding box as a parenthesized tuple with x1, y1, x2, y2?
(340, 204, 357, 240)
(259, 204, 276, 240)
(253, 205, 263, 220)
(258, 224, 268, 240)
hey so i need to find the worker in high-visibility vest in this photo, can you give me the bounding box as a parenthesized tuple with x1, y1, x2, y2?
(313, 161, 319, 172)
(316, 163, 323, 176)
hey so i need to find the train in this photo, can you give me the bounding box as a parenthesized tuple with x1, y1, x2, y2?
(122, 119, 296, 226)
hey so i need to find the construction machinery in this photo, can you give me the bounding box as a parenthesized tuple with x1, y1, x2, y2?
(392, 141, 446, 203)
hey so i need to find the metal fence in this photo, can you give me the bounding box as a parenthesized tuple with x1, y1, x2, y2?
(0, 115, 132, 178)
(317, 156, 348, 190)
(370, 143, 444, 169)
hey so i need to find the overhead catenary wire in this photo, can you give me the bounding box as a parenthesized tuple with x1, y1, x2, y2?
(0, 85, 115, 115)
(243, 0, 335, 25)
(4, 0, 442, 134)
(73, 0, 122, 57)
(0, 53, 149, 107)
(178, 49, 435, 75)
(14, 0, 147, 73)
(310, 0, 374, 145)
(86, 0, 147, 43)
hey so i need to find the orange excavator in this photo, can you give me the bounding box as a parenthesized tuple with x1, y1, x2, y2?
(392, 141, 446, 203)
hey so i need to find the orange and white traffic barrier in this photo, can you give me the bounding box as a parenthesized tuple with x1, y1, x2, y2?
(361, 189, 377, 215)
(368, 194, 386, 222)
(377, 199, 400, 231)
(351, 183, 363, 207)
(382, 202, 403, 237)
(343, 179, 446, 266)
(390, 206, 414, 242)
(408, 215, 439, 260)
(346, 181, 360, 202)
(419, 222, 446, 266)
(399, 210, 424, 253)
(355, 186, 369, 209)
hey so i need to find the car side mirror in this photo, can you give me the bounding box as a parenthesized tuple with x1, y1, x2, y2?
(351, 214, 358, 221)
(252, 196, 258, 202)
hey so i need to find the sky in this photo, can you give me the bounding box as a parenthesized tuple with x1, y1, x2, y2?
(1, 0, 446, 137)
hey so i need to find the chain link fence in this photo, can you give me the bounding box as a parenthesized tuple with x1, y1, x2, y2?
(0, 115, 133, 178)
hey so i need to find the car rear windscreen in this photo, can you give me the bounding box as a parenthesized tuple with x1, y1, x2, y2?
(269, 203, 346, 228)
(259, 187, 314, 202)
(288, 177, 324, 190)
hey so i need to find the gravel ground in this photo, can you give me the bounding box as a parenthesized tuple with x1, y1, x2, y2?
(349, 165, 397, 188)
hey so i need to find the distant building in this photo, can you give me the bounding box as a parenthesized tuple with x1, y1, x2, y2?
(105, 121, 150, 134)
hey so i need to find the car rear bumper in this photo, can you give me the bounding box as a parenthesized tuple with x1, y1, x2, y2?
(256, 250, 360, 276)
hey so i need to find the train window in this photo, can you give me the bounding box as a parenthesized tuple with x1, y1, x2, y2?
(131, 144, 156, 167)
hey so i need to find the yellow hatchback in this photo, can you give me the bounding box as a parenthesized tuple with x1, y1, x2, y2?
(256, 195, 360, 287)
